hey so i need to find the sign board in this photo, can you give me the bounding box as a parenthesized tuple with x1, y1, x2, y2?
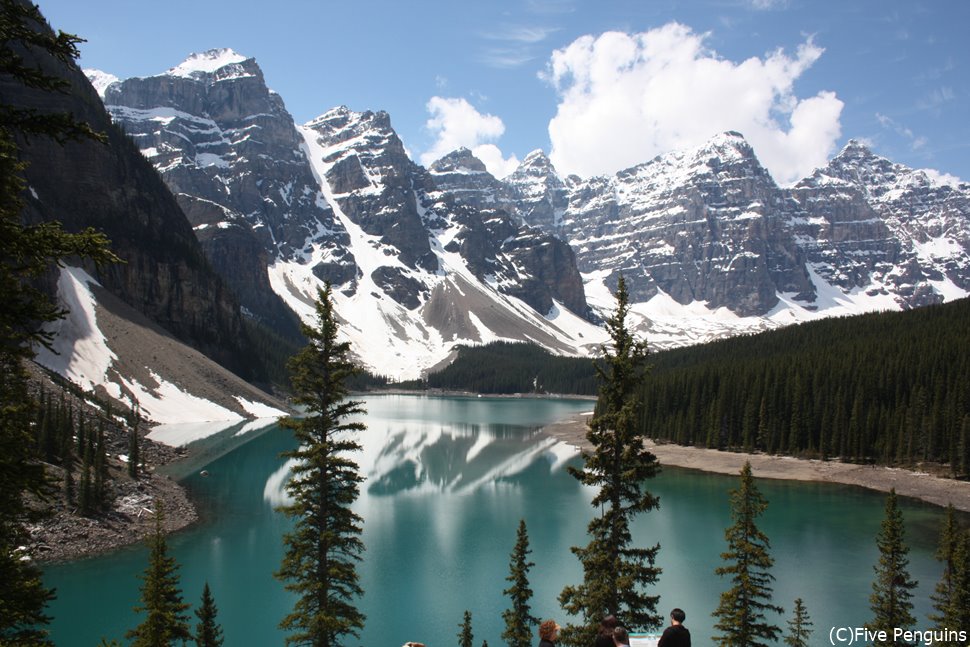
(629, 634, 661, 647)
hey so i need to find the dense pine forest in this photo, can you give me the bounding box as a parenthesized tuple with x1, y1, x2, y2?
(640, 298, 970, 475)
(420, 298, 970, 476)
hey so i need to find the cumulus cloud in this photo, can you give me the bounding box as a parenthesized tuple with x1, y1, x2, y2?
(922, 168, 963, 188)
(421, 97, 520, 178)
(543, 23, 844, 185)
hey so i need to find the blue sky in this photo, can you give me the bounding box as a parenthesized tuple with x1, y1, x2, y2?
(39, 0, 968, 184)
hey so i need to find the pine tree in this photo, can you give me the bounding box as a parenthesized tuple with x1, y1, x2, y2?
(559, 276, 662, 645)
(502, 519, 538, 647)
(866, 489, 917, 645)
(458, 610, 474, 647)
(0, 2, 116, 641)
(783, 598, 813, 647)
(94, 422, 107, 511)
(712, 462, 783, 647)
(930, 505, 960, 629)
(78, 445, 93, 517)
(944, 531, 970, 638)
(194, 582, 224, 647)
(930, 506, 970, 647)
(126, 503, 191, 646)
(129, 405, 141, 479)
(276, 285, 367, 647)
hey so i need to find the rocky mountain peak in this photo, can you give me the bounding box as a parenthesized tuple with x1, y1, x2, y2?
(99, 51, 349, 339)
(506, 149, 567, 232)
(164, 48, 251, 79)
(511, 149, 560, 180)
(429, 147, 489, 175)
(83, 69, 119, 98)
(305, 106, 402, 160)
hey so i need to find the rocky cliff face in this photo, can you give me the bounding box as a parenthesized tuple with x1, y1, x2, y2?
(82, 45, 969, 377)
(790, 141, 970, 307)
(425, 147, 587, 316)
(95, 50, 352, 338)
(96, 51, 600, 379)
(507, 133, 969, 318)
(551, 132, 812, 315)
(303, 108, 588, 318)
(3, 37, 259, 378)
(505, 149, 571, 234)
(429, 147, 520, 216)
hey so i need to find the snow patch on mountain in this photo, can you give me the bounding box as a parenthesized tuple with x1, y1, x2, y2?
(83, 69, 119, 98)
(35, 266, 115, 392)
(34, 267, 288, 425)
(165, 48, 248, 78)
(259, 114, 608, 380)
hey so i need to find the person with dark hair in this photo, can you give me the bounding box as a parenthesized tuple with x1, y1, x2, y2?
(612, 626, 631, 647)
(595, 615, 619, 647)
(538, 619, 560, 647)
(657, 608, 691, 647)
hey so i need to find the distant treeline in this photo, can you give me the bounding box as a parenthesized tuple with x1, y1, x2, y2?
(422, 341, 598, 395)
(417, 298, 970, 475)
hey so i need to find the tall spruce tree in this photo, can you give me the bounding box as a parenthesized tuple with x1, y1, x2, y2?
(128, 404, 141, 479)
(126, 502, 191, 647)
(712, 462, 783, 647)
(559, 276, 662, 645)
(0, 2, 115, 641)
(276, 284, 366, 647)
(194, 582, 224, 647)
(929, 504, 970, 647)
(930, 504, 960, 629)
(943, 531, 970, 639)
(783, 598, 813, 647)
(866, 489, 917, 646)
(502, 519, 538, 647)
(458, 610, 474, 647)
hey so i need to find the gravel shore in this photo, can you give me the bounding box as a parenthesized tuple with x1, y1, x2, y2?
(542, 412, 970, 512)
(30, 439, 199, 564)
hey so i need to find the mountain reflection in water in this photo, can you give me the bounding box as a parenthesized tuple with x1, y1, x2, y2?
(264, 420, 580, 505)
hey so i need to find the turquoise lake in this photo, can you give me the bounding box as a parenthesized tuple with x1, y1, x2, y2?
(43, 394, 953, 645)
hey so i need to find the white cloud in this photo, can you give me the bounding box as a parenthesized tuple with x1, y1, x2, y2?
(471, 144, 521, 179)
(543, 24, 844, 185)
(922, 168, 963, 188)
(483, 25, 558, 43)
(421, 97, 520, 178)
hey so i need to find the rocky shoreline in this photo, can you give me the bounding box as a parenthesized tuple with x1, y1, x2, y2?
(541, 412, 970, 513)
(25, 364, 200, 565)
(30, 438, 199, 564)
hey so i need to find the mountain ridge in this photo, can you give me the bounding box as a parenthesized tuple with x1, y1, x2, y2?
(85, 48, 970, 380)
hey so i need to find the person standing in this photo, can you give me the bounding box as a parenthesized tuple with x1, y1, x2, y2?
(612, 626, 631, 647)
(657, 608, 691, 647)
(538, 619, 560, 647)
(595, 615, 619, 647)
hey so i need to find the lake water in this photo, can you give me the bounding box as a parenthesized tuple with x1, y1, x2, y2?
(43, 394, 952, 646)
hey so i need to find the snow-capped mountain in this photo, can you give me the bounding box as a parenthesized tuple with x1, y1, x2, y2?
(504, 133, 969, 346)
(91, 49, 347, 340)
(93, 53, 603, 380)
(89, 49, 970, 379)
(505, 149, 572, 234)
(791, 141, 970, 305)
